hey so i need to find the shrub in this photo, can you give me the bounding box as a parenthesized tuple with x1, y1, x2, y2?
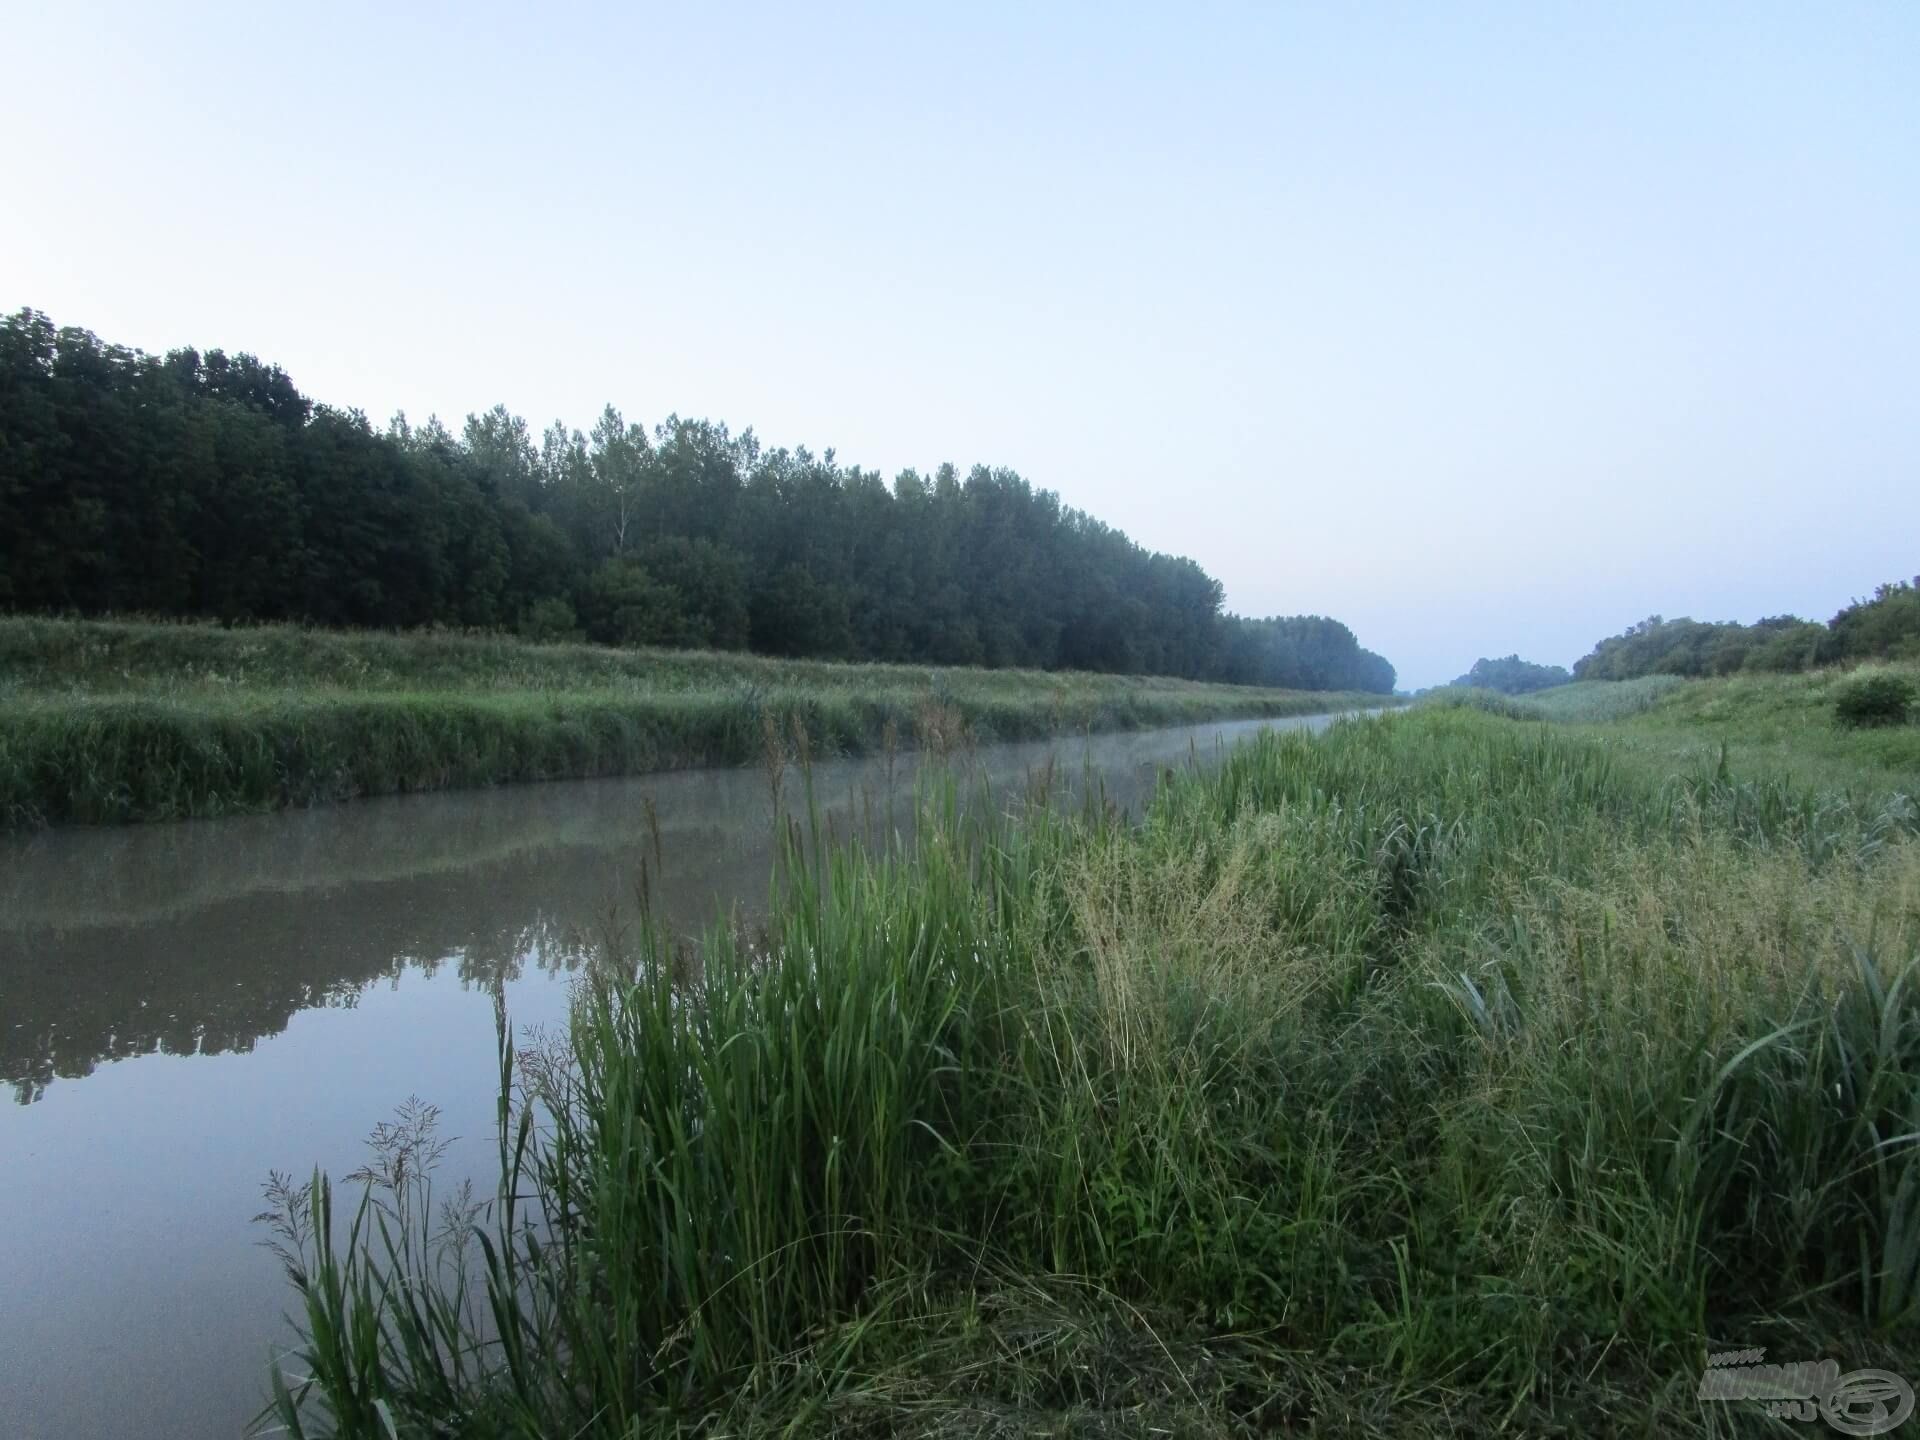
(577, 558, 687, 647)
(1834, 673, 1916, 729)
(519, 596, 580, 642)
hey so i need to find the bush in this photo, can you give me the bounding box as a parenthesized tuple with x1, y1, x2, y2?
(577, 559, 687, 647)
(518, 596, 579, 643)
(1834, 673, 1916, 729)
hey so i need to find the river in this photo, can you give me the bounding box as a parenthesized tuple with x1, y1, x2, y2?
(0, 711, 1349, 1439)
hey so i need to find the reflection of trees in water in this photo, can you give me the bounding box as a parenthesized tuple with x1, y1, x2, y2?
(8, 816, 1035, 1104)
(0, 864, 613, 1105)
(448, 917, 606, 991)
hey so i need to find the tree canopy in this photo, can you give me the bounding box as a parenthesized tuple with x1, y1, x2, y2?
(1572, 583, 1920, 681)
(1449, 655, 1572, 694)
(0, 309, 1396, 693)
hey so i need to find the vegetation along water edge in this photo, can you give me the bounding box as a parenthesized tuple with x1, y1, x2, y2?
(262, 665, 1918, 1437)
(0, 615, 1391, 828)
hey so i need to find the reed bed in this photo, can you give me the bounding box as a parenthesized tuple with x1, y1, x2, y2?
(259, 706, 1919, 1437)
(0, 615, 1380, 827)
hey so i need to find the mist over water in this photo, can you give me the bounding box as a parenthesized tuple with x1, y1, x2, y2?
(0, 712, 1346, 1440)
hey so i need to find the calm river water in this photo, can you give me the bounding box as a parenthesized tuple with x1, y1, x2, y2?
(0, 712, 1347, 1439)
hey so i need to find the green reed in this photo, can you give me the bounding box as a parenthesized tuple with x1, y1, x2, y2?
(0, 615, 1384, 827)
(259, 708, 1920, 1437)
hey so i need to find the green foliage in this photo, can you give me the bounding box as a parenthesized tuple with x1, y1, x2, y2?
(1835, 672, 1916, 729)
(1420, 676, 1688, 726)
(0, 615, 1390, 827)
(1414, 685, 1542, 719)
(1215, 613, 1395, 693)
(1521, 674, 1685, 720)
(516, 596, 578, 643)
(1448, 653, 1570, 693)
(1833, 579, 1920, 663)
(1574, 613, 1830, 680)
(1559, 665, 1920, 795)
(631, 536, 750, 649)
(577, 558, 681, 647)
(0, 308, 1395, 693)
(1575, 579, 1920, 683)
(262, 707, 1918, 1436)
(749, 561, 854, 658)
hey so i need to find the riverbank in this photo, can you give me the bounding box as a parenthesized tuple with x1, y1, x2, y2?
(1423, 663, 1920, 791)
(0, 616, 1389, 827)
(266, 683, 1918, 1438)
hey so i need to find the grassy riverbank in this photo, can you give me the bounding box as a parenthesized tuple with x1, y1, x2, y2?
(1425, 663, 1920, 791)
(0, 616, 1384, 827)
(264, 674, 1918, 1438)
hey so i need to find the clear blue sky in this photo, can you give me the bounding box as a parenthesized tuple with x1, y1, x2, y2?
(4, 2, 1914, 687)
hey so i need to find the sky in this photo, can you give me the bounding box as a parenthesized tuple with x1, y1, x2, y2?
(3, 2, 1915, 689)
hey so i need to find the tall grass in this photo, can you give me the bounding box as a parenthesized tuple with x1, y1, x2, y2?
(260, 709, 1920, 1437)
(1575, 665, 1920, 798)
(1422, 665, 1920, 799)
(1416, 674, 1685, 722)
(0, 616, 1385, 827)
(1525, 673, 1688, 719)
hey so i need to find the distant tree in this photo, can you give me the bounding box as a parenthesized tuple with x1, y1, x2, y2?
(1569, 587, 1920, 682)
(1451, 655, 1571, 694)
(463, 404, 541, 509)
(519, 596, 580, 642)
(751, 563, 855, 658)
(1830, 579, 1920, 663)
(577, 559, 682, 647)
(0, 307, 1403, 692)
(1740, 616, 1831, 673)
(586, 405, 650, 556)
(1212, 615, 1396, 694)
(626, 536, 750, 650)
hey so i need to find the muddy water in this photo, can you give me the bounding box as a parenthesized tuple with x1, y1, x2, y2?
(0, 712, 1349, 1439)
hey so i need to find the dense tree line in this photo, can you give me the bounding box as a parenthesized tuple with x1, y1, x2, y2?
(1448, 654, 1572, 694)
(1573, 580, 1920, 681)
(0, 310, 1395, 692)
